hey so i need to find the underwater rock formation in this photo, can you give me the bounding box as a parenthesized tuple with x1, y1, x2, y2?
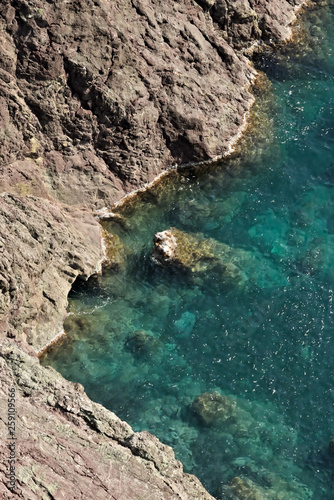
(125, 329, 161, 358)
(192, 391, 237, 426)
(152, 227, 286, 289)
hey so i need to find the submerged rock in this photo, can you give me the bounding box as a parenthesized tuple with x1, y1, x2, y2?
(220, 476, 269, 500)
(101, 227, 127, 269)
(125, 329, 160, 358)
(152, 227, 285, 289)
(174, 311, 196, 335)
(152, 227, 245, 287)
(192, 391, 237, 426)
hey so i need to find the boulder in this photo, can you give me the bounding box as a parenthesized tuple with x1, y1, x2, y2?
(192, 391, 236, 426)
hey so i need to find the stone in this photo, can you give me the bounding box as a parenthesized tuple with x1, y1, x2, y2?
(125, 329, 160, 358)
(152, 227, 285, 289)
(192, 391, 237, 426)
(101, 227, 127, 270)
(174, 312, 196, 335)
(152, 227, 244, 287)
(220, 476, 269, 500)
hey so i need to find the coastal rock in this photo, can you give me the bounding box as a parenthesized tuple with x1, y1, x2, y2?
(152, 227, 243, 286)
(219, 473, 313, 500)
(101, 227, 127, 270)
(220, 476, 269, 499)
(0, 193, 103, 351)
(192, 391, 237, 426)
(152, 227, 285, 289)
(0, 341, 214, 499)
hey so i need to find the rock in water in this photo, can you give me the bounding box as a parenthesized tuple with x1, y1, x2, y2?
(192, 391, 237, 426)
(152, 227, 286, 289)
(152, 227, 244, 287)
(125, 329, 160, 358)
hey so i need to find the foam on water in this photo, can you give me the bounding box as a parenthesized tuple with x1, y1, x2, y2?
(41, 3, 334, 498)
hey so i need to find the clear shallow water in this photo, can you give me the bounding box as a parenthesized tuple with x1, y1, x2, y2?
(41, 4, 334, 498)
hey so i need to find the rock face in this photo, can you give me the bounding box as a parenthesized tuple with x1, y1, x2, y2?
(0, 0, 305, 209)
(0, 0, 308, 498)
(0, 341, 215, 499)
(0, 193, 103, 351)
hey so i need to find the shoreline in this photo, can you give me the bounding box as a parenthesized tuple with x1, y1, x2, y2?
(35, 0, 311, 399)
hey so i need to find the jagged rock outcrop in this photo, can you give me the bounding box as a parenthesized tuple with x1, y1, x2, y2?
(0, 193, 103, 350)
(0, 0, 308, 497)
(0, 341, 215, 499)
(0, 0, 306, 347)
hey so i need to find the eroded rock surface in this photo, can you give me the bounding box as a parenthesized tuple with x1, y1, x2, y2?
(0, 193, 103, 350)
(0, 341, 215, 499)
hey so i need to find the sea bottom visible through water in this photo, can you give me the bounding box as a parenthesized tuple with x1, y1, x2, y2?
(41, 3, 334, 499)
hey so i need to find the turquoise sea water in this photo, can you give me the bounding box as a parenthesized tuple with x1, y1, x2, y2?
(41, 4, 334, 498)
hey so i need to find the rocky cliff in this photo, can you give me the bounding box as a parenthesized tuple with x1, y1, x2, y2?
(0, 0, 308, 498)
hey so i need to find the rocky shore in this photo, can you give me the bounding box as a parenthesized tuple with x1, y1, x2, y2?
(0, 0, 309, 497)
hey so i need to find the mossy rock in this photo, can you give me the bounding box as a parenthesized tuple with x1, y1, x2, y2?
(221, 476, 268, 500)
(101, 228, 126, 269)
(192, 391, 236, 426)
(63, 314, 94, 335)
(152, 228, 245, 287)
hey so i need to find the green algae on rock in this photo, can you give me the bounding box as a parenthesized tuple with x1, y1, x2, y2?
(192, 391, 237, 426)
(152, 227, 286, 289)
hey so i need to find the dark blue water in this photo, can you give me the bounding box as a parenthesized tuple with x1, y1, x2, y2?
(41, 3, 334, 498)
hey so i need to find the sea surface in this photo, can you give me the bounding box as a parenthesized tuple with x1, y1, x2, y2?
(41, 3, 334, 498)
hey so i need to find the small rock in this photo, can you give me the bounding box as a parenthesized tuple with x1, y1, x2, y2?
(125, 329, 160, 358)
(174, 312, 196, 335)
(192, 391, 236, 426)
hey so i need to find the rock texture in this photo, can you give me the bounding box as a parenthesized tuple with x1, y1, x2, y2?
(0, 341, 214, 499)
(0, 193, 103, 351)
(0, 0, 308, 498)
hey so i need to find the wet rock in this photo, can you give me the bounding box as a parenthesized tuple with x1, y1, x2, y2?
(192, 391, 237, 426)
(152, 227, 244, 286)
(101, 227, 127, 269)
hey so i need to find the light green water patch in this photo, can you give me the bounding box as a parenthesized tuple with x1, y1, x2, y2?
(41, 2, 334, 498)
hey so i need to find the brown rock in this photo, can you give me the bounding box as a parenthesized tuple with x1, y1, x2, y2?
(0, 193, 103, 350)
(0, 341, 214, 499)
